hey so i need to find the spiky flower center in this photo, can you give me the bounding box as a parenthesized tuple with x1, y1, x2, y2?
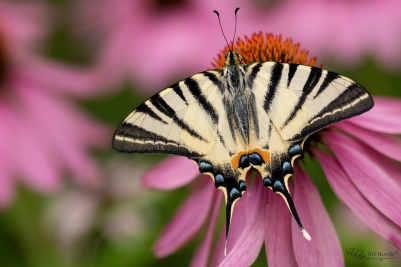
(212, 32, 324, 156)
(212, 32, 320, 68)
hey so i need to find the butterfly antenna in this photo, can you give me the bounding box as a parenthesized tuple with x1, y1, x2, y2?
(232, 7, 240, 50)
(213, 10, 230, 50)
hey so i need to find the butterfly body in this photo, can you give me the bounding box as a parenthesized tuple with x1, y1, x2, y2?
(113, 50, 373, 244)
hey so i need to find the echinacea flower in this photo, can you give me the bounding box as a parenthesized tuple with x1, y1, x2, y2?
(0, 1, 109, 207)
(75, 0, 401, 94)
(140, 33, 401, 266)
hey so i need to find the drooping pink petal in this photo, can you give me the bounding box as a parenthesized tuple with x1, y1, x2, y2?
(209, 195, 248, 267)
(225, 186, 248, 254)
(327, 131, 401, 226)
(211, 174, 256, 265)
(15, 82, 106, 188)
(10, 99, 61, 192)
(219, 178, 266, 267)
(292, 166, 343, 267)
(142, 156, 199, 190)
(316, 149, 401, 249)
(16, 58, 105, 97)
(153, 176, 215, 257)
(265, 188, 297, 267)
(210, 224, 226, 267)
(335, 121, 401, 161)
(190, 192, 222, 267)
(346, 96, 401, 134)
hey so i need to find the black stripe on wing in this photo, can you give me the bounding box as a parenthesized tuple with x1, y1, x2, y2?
(263, 63, 284, 112)
(149, 94, 207, 142)
(113, 123, 204, 158)
(135, 103, 168, 124)
(185, 77, 219, 124)
(288, 82, 373, 141)
(171, 82, 188, 105)
(313, 71, 339, 99)
(245, 63, 263, 89)
(287, 64, 298, 87)
(282, 67, 323, 128)
(202, 69, 224, 95)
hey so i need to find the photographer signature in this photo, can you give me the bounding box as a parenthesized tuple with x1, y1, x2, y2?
(345, 248, 398, 261)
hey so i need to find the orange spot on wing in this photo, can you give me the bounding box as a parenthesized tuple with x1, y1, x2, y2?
(230, 148, 271, 169)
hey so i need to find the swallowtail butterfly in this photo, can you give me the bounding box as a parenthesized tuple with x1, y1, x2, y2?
(112, 8, 374, 252)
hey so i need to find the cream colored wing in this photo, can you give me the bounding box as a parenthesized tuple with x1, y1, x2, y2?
(251, 62, 374, 142)
(113, 69, 248, 247)
(113, 70, 226, 158)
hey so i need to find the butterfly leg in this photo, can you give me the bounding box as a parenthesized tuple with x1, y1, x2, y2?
(262, 142, 311, 241)
(198, 160, 246, 255)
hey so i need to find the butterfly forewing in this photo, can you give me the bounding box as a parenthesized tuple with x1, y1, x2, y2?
(113, 72, 233, 159)
(253, 63, 373, 142)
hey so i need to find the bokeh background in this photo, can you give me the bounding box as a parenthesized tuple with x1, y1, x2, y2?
(0, 0, 401, 266)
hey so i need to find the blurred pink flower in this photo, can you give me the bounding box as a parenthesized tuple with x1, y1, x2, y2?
(75, 0, 240, 92)
(0, 1, 109, 207)
(141, 96, 401, 266)
(75, 0, 401, 93)
(258, 0, 401, 69)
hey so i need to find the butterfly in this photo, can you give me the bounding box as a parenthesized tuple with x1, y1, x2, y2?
(112, 8, 374, 253)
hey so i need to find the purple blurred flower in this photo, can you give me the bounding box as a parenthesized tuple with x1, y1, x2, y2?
(75, 0, 401, 93)
(141, 96, 401, 266)
(0, 1, 109, 207)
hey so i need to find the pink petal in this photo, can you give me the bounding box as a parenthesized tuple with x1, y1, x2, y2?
(346, 96, 401, 134)
(153, 176, 215, 257)
(327, 131, 401, 226)
(9, 99, 61, 192)
(16, 83, 105, 187)
(265, 188, 297, 267)
(316, 149, 401, 249)
(292, 166, 343, 267)
(190, 193, 222, 267)
(210, 196, 248, 267)
(225, 179, 252, 254)
(17, 57, 108, 97)
(142, 156, 199, 190)
(335, 121, 401, 161)
(219, 177, 266, 267)
(16, 129, 61, 192)
(210, 225, 226, 267)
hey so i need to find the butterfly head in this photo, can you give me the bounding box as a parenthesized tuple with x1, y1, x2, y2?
(224, 50, 242, 67)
